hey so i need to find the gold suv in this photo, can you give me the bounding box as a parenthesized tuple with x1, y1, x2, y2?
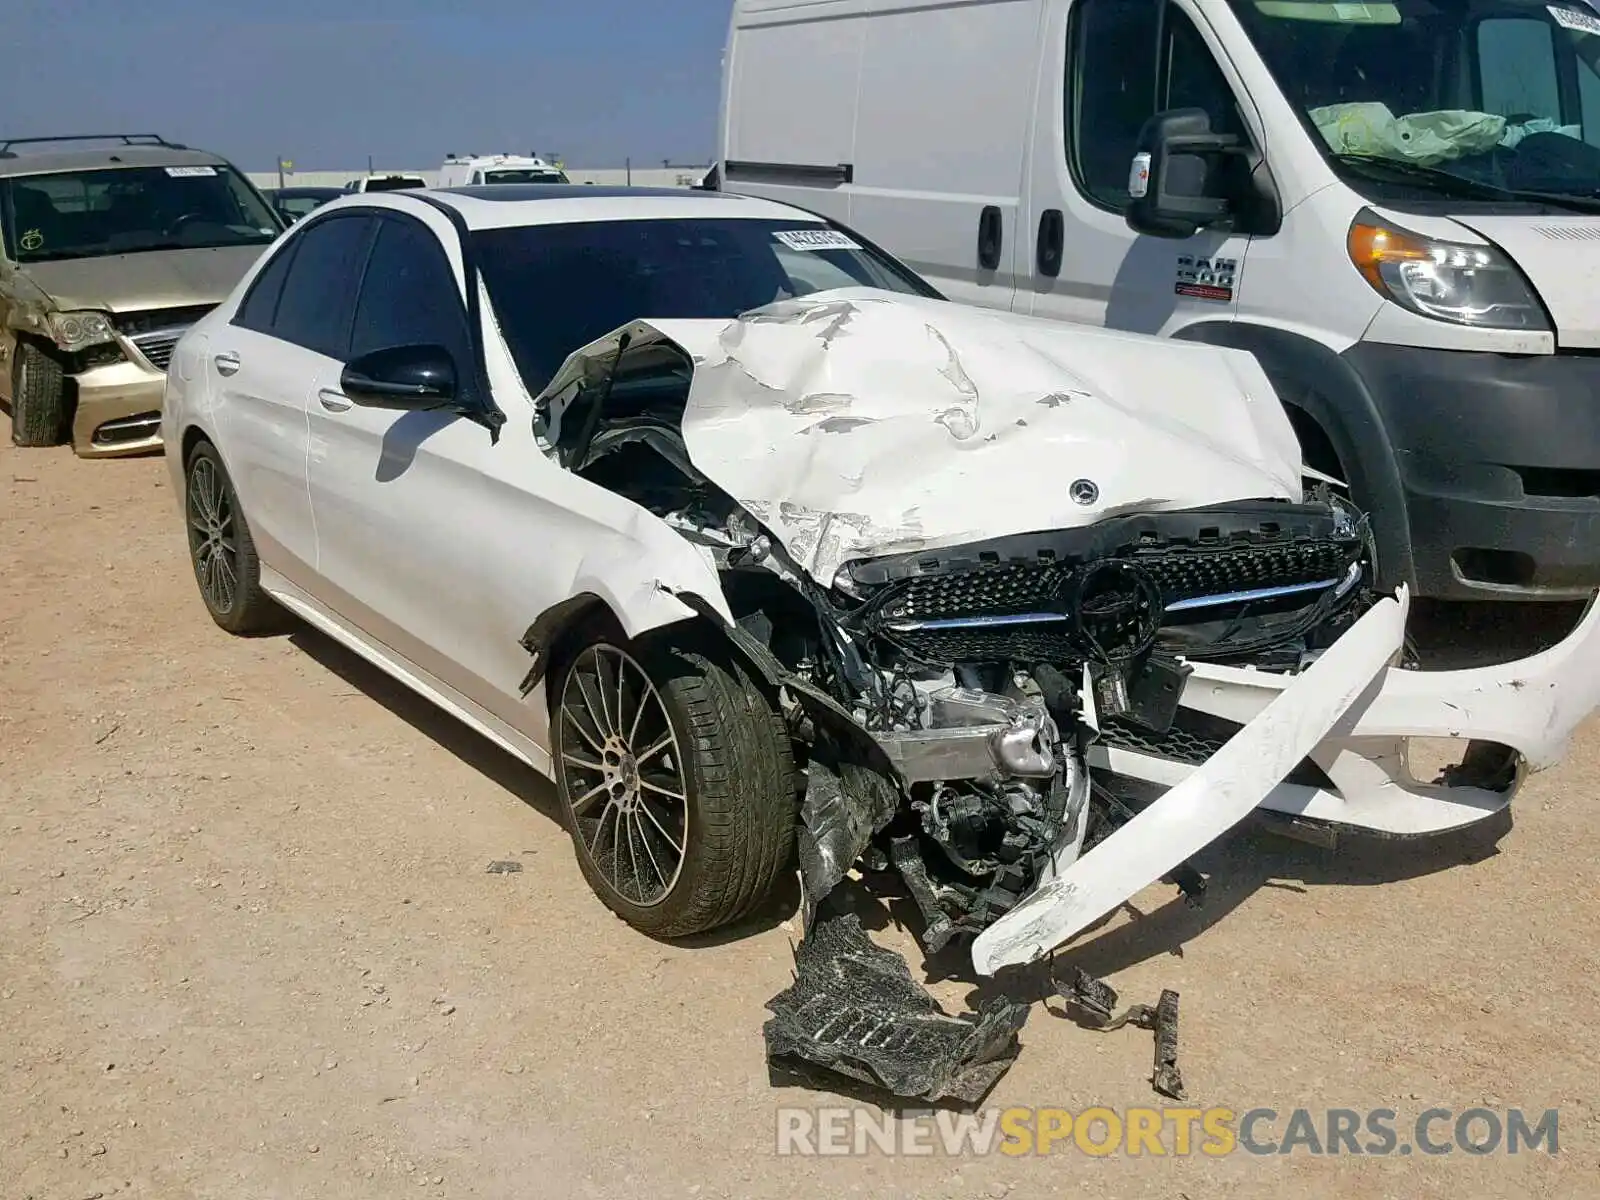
(0, 134, 283, 456)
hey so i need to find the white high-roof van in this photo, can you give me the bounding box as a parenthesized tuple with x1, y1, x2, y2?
(437, 154, 570, 188)
(716, 0, 1600, 604)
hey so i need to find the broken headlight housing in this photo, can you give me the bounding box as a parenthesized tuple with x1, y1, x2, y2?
(1347, 213, 1547, 331)
(47, 310, 117, 353)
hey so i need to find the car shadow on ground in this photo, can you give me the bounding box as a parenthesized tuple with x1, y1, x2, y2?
(281, 620, 801, 942)
(286, 625, 565, 828)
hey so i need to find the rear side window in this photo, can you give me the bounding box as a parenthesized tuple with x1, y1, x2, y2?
(234, 241, 297, 333)
(270, 214, 375, 357)
(350, 217, 471, 360)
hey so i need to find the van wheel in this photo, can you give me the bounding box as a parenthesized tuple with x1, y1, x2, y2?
(551, 634, 796, 939)
(184, 440, 279, 634)
(9, 341, 68, 447)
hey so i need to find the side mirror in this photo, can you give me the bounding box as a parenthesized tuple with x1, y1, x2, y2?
(341, 344, 458, 410)
(1125, 108, 1240, 240)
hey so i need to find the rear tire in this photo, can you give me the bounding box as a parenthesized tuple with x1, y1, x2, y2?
(184, 440, 279, 635)
(551, 633, 796, 939)
(9, 340, 68, 447)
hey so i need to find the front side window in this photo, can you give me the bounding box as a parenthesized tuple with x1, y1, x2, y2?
(1226, 0, 1600, 203)
(1067, 1, 1248, 210)
(349, 217, 470, 360)
(269, 215, 375, 358)
(474, 217, 938, 396)
(0, 165, 280, 263)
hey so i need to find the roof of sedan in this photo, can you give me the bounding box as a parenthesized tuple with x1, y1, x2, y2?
(339, 184, 823, 230)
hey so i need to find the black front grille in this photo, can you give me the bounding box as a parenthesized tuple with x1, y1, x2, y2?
(1099, 713, 1337, 791)
(855, 502, 1364, 665)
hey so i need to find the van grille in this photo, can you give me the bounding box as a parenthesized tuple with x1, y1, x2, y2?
(113, 304, 215, 374)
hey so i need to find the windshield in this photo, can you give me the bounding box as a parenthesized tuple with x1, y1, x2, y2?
(0, 164, 281, 262)
(474, 216, 940, 394)
(1228, 0, 1600, 200)
(484, 169, 569, 184)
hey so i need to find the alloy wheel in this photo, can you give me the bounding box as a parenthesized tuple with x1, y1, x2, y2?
(187, 457, 238, 614)
(557, 645, 689, 907)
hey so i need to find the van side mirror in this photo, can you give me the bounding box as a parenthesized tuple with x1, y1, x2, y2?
(341, 344, 458, 411)
(1125, 108, 1241, 240)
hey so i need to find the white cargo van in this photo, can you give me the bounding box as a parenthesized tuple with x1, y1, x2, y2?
(716, 0, 1600, 603)
(437, 154, 570, 188)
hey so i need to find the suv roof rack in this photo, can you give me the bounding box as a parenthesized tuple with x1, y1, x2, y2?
(0, 133, 189, 158)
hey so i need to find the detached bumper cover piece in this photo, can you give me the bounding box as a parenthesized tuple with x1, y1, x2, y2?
(764, 913, 1029, 1105)
(974, 591, 1412, 975)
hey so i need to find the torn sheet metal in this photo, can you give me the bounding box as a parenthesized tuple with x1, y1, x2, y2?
(796, 735, 902, 932)
(537, 289, 1302, 583)
(971, 591, 1410, 976)
(764, 912, 1029, 1104)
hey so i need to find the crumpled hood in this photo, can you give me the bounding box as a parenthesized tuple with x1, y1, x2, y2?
(16, 245, 266, 314)
(541, 289, 1303, 582)
(1451, 215, 1600, 349)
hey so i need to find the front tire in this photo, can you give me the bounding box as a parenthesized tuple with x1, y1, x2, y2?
(9, 340, 68, 448)
(552, 635, 796, 938)
(184, 440, 279, 634)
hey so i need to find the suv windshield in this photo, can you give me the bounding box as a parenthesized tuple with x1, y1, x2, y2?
(1, 164, 280, 262)
(1228, 0, 1600, 201)
(484, 169, 569, 184)
(474, 216, 940, 394)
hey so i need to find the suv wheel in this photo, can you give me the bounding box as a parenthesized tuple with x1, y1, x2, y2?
(9, 341, 68, 447)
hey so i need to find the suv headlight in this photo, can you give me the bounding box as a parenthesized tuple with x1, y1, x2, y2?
(1347, 214, 1547, 331)
(47, 310, 117, 352)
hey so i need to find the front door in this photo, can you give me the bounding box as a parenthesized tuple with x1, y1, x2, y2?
(1024, 0, 1257, 334)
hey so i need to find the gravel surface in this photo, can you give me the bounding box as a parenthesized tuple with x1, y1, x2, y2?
(2, 439, 1595, 1199)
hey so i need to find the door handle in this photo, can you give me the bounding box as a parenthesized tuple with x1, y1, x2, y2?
(1036, 209, 1064, 278)
(213, 351, 241, 377)
(977, 205, 1003, 271)
(317, 388, 352, 412)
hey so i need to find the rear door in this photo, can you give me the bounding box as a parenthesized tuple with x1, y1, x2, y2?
(207, 212, 374, 585)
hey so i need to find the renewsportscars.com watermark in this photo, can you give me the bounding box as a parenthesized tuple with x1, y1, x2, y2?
(775, 1106, 1560, 1158)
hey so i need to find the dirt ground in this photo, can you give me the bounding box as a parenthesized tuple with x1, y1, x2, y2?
(2, 437, 1597, 1200)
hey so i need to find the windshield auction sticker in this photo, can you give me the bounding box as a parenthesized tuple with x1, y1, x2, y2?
(774, 229, 862, 252)
(165, 165, 218, 177)
(1549, 5, 1600, 34)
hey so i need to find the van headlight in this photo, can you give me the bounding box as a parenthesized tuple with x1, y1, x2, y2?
(1347, 214, 1547, 331)
(47, 310, 117, 352)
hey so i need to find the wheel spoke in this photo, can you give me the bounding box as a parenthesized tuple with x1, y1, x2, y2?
(569, 780, 610, 817)
(561, 751, 605, 774)
(575, 668, 614, 739)
(630, 812, 668, 896)
(637, 796, 685, 856)
(583, 798, 617, 855)
(639, 779, 686, 803)
(636, 732, 673, 766)
(593, 652, 620, 737)
(623, 810, 643, 902)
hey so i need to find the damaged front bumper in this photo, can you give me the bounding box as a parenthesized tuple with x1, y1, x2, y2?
(972, 588, 1600, 974)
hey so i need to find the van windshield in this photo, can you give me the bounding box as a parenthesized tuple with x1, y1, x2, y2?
(484, 169, 569, 184)
(1228, 0, 1600, 202)
(0, 164, 281, 262)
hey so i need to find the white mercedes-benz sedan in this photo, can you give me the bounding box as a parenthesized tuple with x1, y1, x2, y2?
(162, 185, 1600, 977)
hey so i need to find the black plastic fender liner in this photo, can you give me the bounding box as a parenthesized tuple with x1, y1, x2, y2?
(1172, 320, 1414, 594)
(764, 911, 1029, 1105)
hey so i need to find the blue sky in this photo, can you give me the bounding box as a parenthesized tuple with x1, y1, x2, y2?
(5, 0, 728, 171)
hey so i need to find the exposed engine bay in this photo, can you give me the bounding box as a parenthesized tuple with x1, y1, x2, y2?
(522, 290, 1600, 1101)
